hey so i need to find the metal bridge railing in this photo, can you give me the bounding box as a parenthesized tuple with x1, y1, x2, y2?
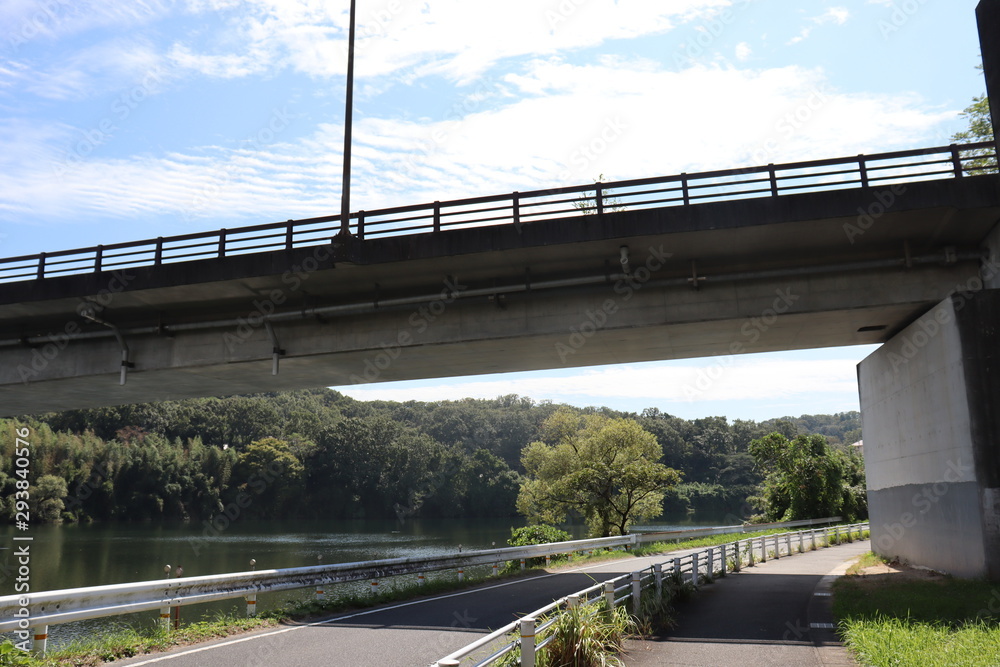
(0, 517, 842, 655)
(0, 142, 994, 284)
(431, 522, 871, 667)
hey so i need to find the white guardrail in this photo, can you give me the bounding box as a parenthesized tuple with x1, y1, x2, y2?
(0, 517, 844, 655)
(432, 522, 870, 667)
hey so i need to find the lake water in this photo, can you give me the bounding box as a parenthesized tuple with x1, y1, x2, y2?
(1, 514, 727, 649)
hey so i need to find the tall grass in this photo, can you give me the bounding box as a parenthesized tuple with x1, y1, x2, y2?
(834, 558, 1000, 667)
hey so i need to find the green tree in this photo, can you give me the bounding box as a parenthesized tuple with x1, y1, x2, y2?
(748, 432, 848, 522)
(517, 411, 681, 537)
(32, 475, 68, 522)
(233, 437, 304, 517)
(953, 65, 996, 175)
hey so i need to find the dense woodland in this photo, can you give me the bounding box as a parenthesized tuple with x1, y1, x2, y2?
(0, 389, 862, 525)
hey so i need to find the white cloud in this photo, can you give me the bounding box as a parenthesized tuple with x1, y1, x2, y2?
(735, 41, 752, 61)
(819, 7, 851, 25)
(334, 357, 863, 408)
(0, 56, 958, 225)
(787, 6, 850, 44)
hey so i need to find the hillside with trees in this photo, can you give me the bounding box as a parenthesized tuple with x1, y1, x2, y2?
(0, 389, 863, 526)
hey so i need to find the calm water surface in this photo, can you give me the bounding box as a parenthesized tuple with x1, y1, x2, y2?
(1, 514, 726, 648)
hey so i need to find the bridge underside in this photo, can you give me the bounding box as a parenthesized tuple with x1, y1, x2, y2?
(1, 176, 998, 416)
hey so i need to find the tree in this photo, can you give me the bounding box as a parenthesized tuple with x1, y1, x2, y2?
(573, 174, 627, 215)
(952, 65, 996, 175)
(517, 410, 681, 537)
(748, 432, 850, 522)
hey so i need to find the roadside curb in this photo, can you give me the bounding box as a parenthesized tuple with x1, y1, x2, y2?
(806, 545, 868, 666)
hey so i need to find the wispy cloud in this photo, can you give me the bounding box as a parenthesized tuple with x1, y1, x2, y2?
(0, 55, 957, 228)
(787, 6, 850, 44)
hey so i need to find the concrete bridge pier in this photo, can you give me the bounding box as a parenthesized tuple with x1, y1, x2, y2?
(859, 282, 1000, 579)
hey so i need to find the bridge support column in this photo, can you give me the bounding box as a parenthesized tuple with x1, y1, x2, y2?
(859, 290, 1000, 580)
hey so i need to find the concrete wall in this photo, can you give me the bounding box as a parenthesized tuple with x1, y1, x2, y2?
(859, 290, 1000, 579)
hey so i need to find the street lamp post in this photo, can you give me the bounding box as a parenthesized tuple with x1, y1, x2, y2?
(339, 0, 357, 237)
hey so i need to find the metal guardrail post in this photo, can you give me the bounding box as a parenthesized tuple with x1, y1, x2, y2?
(433, 201, 441, 233)
(31, 625, 47, 656)
(733, 541, 741, 572)
(720, 545, 726, 576)
(653, 563, 662, 596)
(768, 164, 778, 196)
(437, 661, 460, 667)
(707, 547, 714, 576)
(512, 192, 520, 227)
(673, 557, 680, 577)
(246, 593, 257, 616)
(520, 617, 536, 667)
(834, 526, 841, 545)
(858, 154, 869, 187)
(691, 553, 699, 588)
(786, 533, 792, 555)
(760, 537, 767, 563)
(773, 534, 780, 559)
(457, 567, 464, 582)
(631, 572, 641, 615)
(604, 581, 615, 610)
(798, 532, 804, 554)
(418, 573, 425, 586)
(747, 539, 755, 567)
(371, 580, 379, 595)
(545, 555, 551, 567)
(811, 529, 817, 551)
(520, 558, 526, 571)
(159, 606, 171, 631)
(567, 594, 580, 610)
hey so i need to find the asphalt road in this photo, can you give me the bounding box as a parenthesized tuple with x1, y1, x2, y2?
(112, 541, 869, 667)
(112, 555, 664, 667)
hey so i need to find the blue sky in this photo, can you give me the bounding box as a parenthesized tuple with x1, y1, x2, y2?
(0, 0, 988, 421)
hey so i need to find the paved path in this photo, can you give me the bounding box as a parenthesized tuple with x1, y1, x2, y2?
(112, 554, 675, 667)
(623, 540, 870, 667)
(110, 540, 868, 667)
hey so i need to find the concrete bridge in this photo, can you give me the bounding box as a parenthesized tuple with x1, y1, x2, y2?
(2, 0, 1000, 581)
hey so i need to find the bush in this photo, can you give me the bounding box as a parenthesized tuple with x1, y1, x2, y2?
(504, 524, 572, 571)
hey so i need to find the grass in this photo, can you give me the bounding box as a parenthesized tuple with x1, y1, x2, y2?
(833, 554, 1000, 667)
(2, 615, 277, 667)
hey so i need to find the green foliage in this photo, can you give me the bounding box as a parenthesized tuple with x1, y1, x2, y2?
(534, 604, 636, 667)
(5, 388, 864, 525)
(952, 67, 996, 176)
(834, 570, 1000, 667)
(748, 432, 867, 522)
(508, 524, 572, 547)
(0, 642, 32, 666)
(518, 410, 681, 537)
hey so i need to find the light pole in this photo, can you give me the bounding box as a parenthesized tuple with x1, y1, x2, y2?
(339, 0, 357, 237)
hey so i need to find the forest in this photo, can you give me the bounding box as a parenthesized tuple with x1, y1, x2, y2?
(0, 389, 863, 525)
